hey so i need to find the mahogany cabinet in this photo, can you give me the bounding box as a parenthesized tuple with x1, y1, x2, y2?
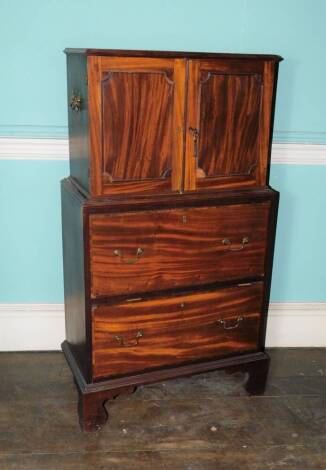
(61, 48, 282, 431)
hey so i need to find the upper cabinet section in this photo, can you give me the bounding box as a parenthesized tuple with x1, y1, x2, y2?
(65, 49, 282, 196)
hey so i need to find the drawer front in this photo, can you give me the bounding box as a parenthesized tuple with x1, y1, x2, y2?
(92, 282, 263, 380)
(89, 202, 270, 298)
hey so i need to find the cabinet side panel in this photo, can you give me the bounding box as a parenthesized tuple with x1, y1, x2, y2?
(66, 53, 90, 191)
(256, 60, 278, 186)
(61, 180, 90, 380)
(264, 62, 279, 186)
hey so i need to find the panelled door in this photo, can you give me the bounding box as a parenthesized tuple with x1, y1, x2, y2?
(88, 56, 186, 195)
(88, 55, 276, 195)
(184, 59, 275, 191)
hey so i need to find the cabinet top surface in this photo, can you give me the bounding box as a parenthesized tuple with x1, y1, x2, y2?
(64, 48, 283, 61)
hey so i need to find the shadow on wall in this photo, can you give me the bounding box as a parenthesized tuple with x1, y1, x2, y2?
(270, 165, 296, 301)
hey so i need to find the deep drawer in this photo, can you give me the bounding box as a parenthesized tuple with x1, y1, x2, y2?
(89, 202, 270, 298)
(92, 282, 263, 380)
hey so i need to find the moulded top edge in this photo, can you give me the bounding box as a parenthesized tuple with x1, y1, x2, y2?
(63, 48, 283, 61)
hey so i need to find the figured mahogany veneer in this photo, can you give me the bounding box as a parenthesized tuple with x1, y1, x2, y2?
(88, 56, 185, 195)
(61, 48, 282, 432)
(92, 283, 263, 379)
(66, 50, 281, 196)
(102, 70, 173, 181)
(89, 202, 270, 298)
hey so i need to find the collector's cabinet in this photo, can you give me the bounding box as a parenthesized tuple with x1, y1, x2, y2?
(61, 48, 282, 431)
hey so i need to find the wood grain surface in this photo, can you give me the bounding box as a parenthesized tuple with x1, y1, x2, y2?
(88, 57, 185, 195)
(5, 349, 326, 469)
(92, 282, 263, 379)
(89, 202, 270, 298)
(184, 58, 276, 191)
(66, 53, 90, 192)
(61, 181, 90, 380)
(197, 73, 261, 177)
(258, 60, 278, 184)
(86, 55, 279, 196)
(101, 71, 173, 181)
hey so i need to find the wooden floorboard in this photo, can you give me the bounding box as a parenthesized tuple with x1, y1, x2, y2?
(0, 349, 326, 469)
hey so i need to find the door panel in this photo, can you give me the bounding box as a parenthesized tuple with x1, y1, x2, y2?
(198, 73, 261, 177)
(88, 57, 186, 195)
(185, 59, 267, 191)
(102, 71, 173, 181)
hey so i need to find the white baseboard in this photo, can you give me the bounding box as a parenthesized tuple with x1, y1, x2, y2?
(0, 137, 326, 165)
(0, 303, 325, 351)
(0, 304, 65, 351)
(266, 303, 326, 347)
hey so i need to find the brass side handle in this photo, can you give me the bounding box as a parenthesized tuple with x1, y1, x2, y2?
(222, 237, 249, 251)
(217, 316, 244, 330)
(69, 93, 83, 112)
(114, 331, 143, 347)
(189, 127, 199, 160)
(113, 247, 144, 264)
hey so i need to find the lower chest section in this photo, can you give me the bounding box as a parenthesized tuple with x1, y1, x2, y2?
(84, 197, 275, 382)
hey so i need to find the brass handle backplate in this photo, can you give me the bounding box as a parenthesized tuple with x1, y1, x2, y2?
(114, 331, 144, 347)
(217, 316, 244, 330)
(113, 247, 144, 264)
(222, 237, 249, 251)
(69, 93, 83, 112)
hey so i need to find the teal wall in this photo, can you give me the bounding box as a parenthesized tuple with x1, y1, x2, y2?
(0, 161, 67, 303)
(1, 0, 326, 141)
(270, 166, 326, 302)
(0, 0, 325, 302)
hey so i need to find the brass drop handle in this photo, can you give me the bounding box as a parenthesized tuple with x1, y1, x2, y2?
(217, 316, 244, 330)
(69, 93, 83, 112)
(189, 127, 199, 160)
(114, 331, 144, 347)
(113, 247, 144, 264)
(222, 237, 249, 251)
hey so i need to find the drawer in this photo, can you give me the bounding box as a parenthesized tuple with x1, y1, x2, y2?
(92, 282, 263, 380)
(89, 202, 270, 298)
